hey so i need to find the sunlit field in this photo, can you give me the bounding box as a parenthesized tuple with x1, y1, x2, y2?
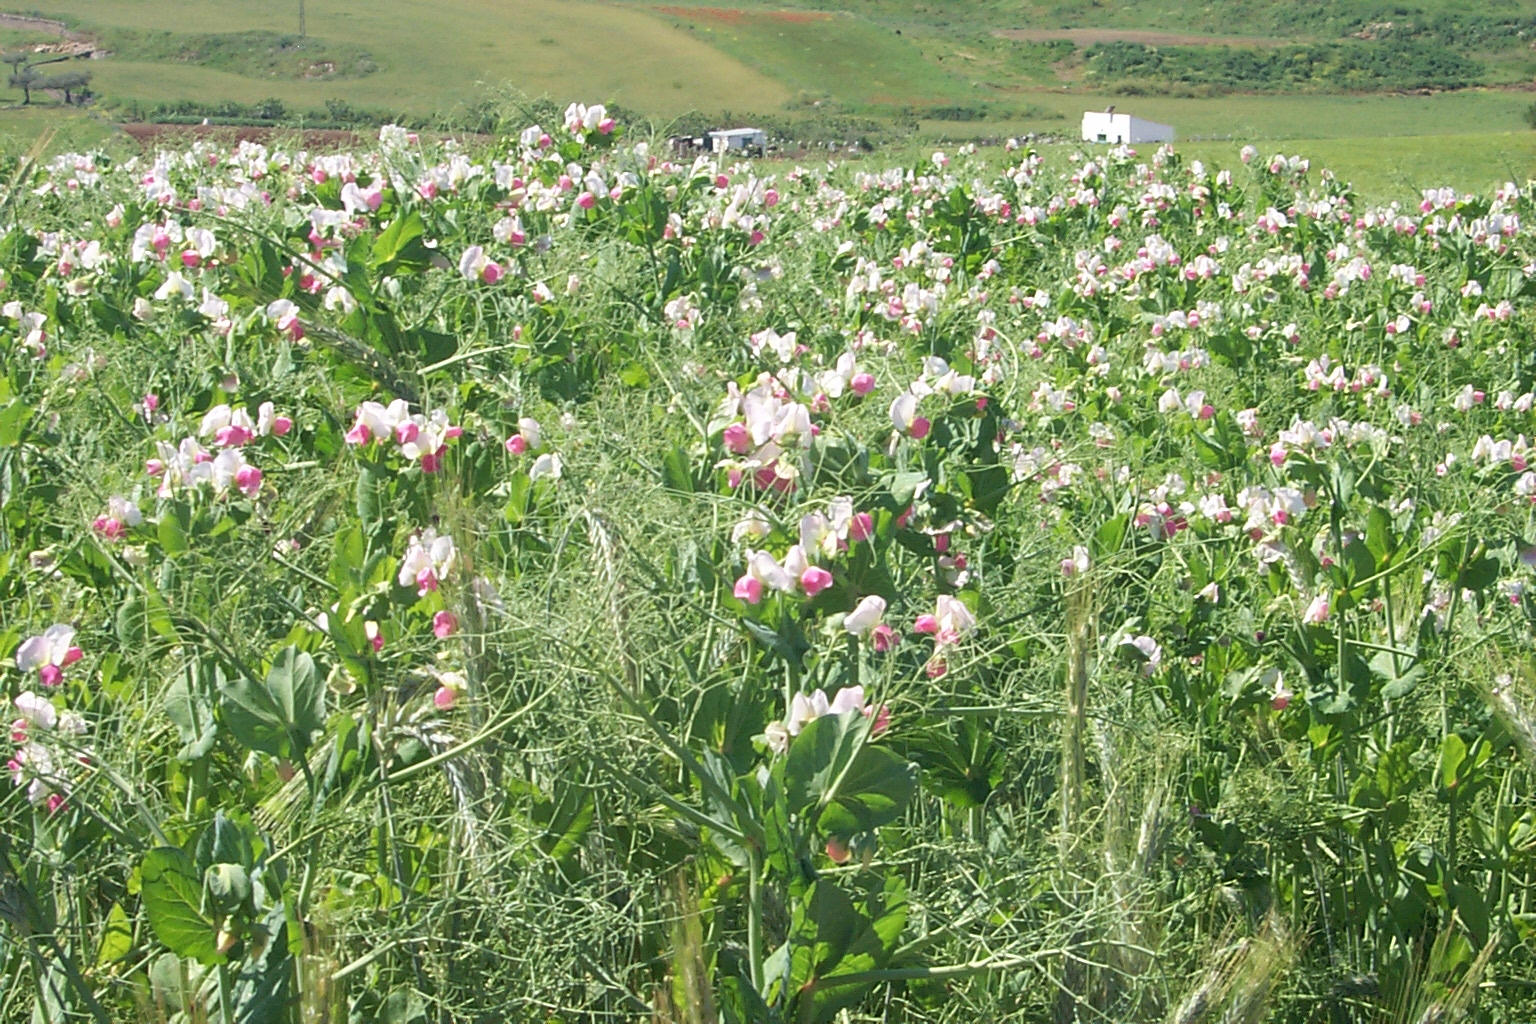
(2, 104, 1535, 1022)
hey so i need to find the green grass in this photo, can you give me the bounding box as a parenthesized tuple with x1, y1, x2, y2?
(1182, 130, 1536, 201)
(16, 0, 795, 118)
(995, 87, 1534, 140)
(98, 28, 379, 81)
(647, 7, 1006, 116)
(0, 105, 122, 156)
(3, 0, 1535, 185)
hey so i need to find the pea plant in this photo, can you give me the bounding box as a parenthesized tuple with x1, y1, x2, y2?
(0, 110, 1533, 1022)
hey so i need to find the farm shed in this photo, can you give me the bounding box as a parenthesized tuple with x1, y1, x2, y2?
(707, 127, 767, 156)
(1080, 109, 1174, 145)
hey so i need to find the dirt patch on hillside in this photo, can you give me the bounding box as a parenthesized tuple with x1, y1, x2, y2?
(657, 6, 747, 23)
(120, 123, 367, 150)
(994, 28, 1295, 48)
(0, 13, 74, 37)
(766, 10, 831, 22)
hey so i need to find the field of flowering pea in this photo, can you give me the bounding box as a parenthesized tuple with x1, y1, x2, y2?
(3, 102, 1536, 1023)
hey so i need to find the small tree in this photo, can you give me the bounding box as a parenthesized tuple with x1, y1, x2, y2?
(42, 70, 90, 105)
(1526, 100, 1536, 130)
(9, 65, 38, 105)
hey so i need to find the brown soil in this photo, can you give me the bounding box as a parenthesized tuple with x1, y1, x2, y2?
(0, 13, 74, 37)
(119, 123, 368, 149)
(994, 28, 1295, 48)
(656, 5, 747, 23)
(766, 10, 831, 22)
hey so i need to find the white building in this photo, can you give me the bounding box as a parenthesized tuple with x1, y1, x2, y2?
(1080, 110, 1174, 145)
(707, 127, 767, 156)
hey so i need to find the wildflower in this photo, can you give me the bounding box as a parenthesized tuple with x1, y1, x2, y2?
(1060, 545, 1090, 576)
(1302, 592, 1330, 624)
(844, 595, 887, 635)
(529, 452, 562, 481)
(398, 529, 457, 596)
(16, 625, 82, 686)
(800, 566, 834, 597)
(1121, 634, 1162, 675)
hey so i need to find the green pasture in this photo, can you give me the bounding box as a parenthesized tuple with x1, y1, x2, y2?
(0, 105, 121, 156)
(1178, 131, 1536, 202)
(0, 0, 1533, 178)
(998, 88, 1534, 141)
(12, 0, 792, 117)
(646, 7, 1007, 115)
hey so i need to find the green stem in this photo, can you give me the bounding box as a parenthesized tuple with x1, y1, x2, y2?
(747, 843, 765, 996)
(217, 960, 234, 1024)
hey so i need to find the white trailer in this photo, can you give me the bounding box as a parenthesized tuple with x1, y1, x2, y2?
(1080, 110, 1175, 145)
(707, 127, 767, 156)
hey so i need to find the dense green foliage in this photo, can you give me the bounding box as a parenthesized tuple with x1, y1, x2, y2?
(96, 29, 378, 81)
(0, 109, 1535, 1023)
(1085, 39, 1481, 94)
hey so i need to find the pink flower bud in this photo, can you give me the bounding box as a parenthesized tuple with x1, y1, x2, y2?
(825, 838, 851, 864)
(39, 665, 63, 687)
(871, 624, 898, 652)
(434, 685, 457, 710)
(722, 422, 752, 454)
(909, 416, 931, 440)
(850, 372, 875, 396)
(733, 575, 763, 605)
(914, 614, 939, 635)
(800, 566, 834, 597)
(271, 416, 292, 436)
(433, 611, 458, 639)
(235, 466, 262, 498)
(848, 512, 874, 542)
(62, 647, 82, 667)
(481, 262, 503, 285)
(505, 434, 529, 455)
(344, 423, 371, 445)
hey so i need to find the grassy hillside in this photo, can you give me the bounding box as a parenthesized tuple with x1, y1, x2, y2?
(4, 0, 1534, 123)
(0, 0, 1533, 190)
(5, 0, 795, 118)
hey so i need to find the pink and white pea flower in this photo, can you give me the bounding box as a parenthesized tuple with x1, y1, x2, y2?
(917, 595, 976, 646)
(844, 595, 887, 636)
(92, 496, 143, 541)
(457, 245, 504, 285)
(16, 625, 83, 687)
(889, 391, 931, 440)
(505, 417, 542, 455)
(398, 529, 458, 596)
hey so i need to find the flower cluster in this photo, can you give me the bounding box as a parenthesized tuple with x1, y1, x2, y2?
(345, 401, 462, 472)
(8, 690, 87, 813)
